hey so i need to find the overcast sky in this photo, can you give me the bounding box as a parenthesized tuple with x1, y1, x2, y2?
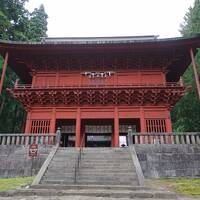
(26, 0, 194, 38)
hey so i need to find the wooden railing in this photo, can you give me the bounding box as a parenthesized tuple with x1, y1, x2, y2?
(0, 134, 56, 145)
(14, 82, 183, 90)
(128, 132, 200, 145)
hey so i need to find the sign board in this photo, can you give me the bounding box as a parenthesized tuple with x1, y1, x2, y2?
(29, 143, 38, 157)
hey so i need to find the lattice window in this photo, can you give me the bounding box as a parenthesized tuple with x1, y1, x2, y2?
(145, 119, 166, 133)
(30, 120, 50, 134)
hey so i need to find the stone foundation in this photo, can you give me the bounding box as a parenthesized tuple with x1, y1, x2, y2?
(135, 144, 200, 178)
(0, 145, 53, 178)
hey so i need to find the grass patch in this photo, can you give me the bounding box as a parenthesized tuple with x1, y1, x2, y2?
(0, 176, 34, 191)
(162, 178, 200, 198)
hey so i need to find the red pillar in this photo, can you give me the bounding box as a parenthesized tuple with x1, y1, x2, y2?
(114, 107, 119, 147)
(50, 108, 56, 134)
(25, 111, 31, 134)
(189, 48, 200, 100)
(140, 108, 146, 133)
(0, 52, 9, 95)
(75, 108, 81, 147)
(139, 108, 146, 144)
(166, 110, 172, 133)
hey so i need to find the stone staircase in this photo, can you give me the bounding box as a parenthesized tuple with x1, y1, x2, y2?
(77, 147, 138, 185)
(41, 147, 78, 184)
(41, 147, 138, 185)
(4, 147, 178, 199)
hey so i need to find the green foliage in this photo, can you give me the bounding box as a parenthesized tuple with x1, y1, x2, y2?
(28, 4, 48, 41)
(171, 0, 200, 132)
(180, 0, 200, 37)
(0, 0, 48, 133)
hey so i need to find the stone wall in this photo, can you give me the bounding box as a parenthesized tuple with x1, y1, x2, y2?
(135, 144, 200, 178)
(0, 145, 53, 178)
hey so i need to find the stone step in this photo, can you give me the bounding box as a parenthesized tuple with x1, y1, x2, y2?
(77, 177, 137, 182)
(82, 151, 130, 154)
(47, 167, 75, 171)
(44, 173, 74, 177)
(79, 169, 136, 173)
(47, 166, 75, 170)
(45, 171, 136, 175)
(43, 175, 137, 181)
(80, 164, 134, 168)
(49, 165, 134, 170)
(80, 162, 133, 165)
(9, 188, 177, 199)
(47, 167, 135, 172)
(51, 160, 132, 164)
(49, 163, 75, 167)
(32, 184, 148, 191)
(82, 152, 130, 154)
(52, 156, 77, 159)
(81, 158, 132, 161)
(41, 180, 139, 186)
(81, 157, 132, 160)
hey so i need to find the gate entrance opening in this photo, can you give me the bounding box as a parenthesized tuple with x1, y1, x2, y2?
(85, 134, 111, 147)
(56, 119, 75, 147)
(119, 118, 140, 147)
(82, 119, 113, 147)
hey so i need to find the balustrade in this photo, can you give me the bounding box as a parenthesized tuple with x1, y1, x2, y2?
(129, 132, 200, 145)
(14, 82, 182, 90)
(0, 132, 199, 146)
(0, 134, 56, 145)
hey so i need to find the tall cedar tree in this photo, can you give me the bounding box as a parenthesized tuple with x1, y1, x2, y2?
(171, 0, 200, 131)
(0, 0, 48, 133)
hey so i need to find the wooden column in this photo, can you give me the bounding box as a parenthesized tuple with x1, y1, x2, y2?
(189, 48, 200, 100)
(0, 52, 9, 95)
(140, 108, 146, 144)
(75, 108, 81, 147)
(50, 108, 56, 134)
(25, 112, 31, 134)
(31, 71, 36, 87)
(114, 107, 119, 147)
(140, 108, 146, 133)
(166, 110, 172, 133)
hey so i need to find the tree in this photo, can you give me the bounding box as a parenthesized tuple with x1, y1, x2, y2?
(180, 0, 200, 37)
(28, 4, 48, 41)
(0, 1, 48, 133)
(171, 0, 200, 132)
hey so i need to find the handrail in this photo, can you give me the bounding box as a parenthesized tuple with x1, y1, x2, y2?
(0, 133, 56, 145)
(32, 143, 59, 185)
(14, 82, 184, 90)
(128, 132, 200, 145)
(130, 132, 200, 135)
(74, 134, 85, 184)
(0, 133, 56, 136)
(127, 131, 145, 186)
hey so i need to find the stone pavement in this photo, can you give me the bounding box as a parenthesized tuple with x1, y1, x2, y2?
(0, 196, 196, 200)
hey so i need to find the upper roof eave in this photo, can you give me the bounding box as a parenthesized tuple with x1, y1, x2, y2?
(1, 35, 200, 84)
(0, 35, 200, 50)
